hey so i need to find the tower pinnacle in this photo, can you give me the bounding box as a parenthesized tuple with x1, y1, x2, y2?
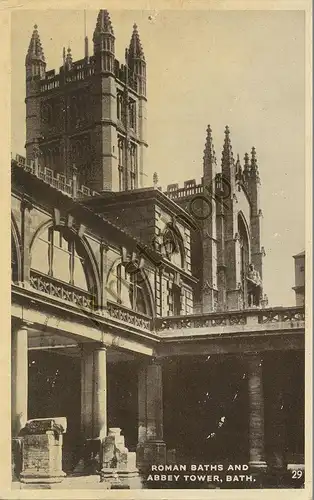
(25, 24, 45, 64)
(93, 9, 114, 39)
(129, 23, 145, 60)
(65, 46, 73, 70)
(203, 125, 216, 164)
(250, 146, 259, 178)
(221, 125, 234, 166)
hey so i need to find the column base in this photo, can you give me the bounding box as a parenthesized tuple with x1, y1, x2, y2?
(20, 473, 66, 484)
(12, 437, 23, 480)
(100, 468, 142, 489)
(249, 460, 268, 471)
(136, 440, 166, 471)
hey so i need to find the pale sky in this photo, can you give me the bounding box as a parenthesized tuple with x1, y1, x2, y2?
(11, 9, 305, 306)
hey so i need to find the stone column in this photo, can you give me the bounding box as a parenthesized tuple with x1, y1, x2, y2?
(80, 343, 107, 470)
(247, 353, 267, 470)
(268, 361, 285, 470)
(137, 358, 166, 470)
(93, 346, 107, 439)
(11, 322, 28, 436)
(81, 343, 107, 439)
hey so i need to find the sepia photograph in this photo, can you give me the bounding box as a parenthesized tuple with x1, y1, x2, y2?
(9, 3, 310, 496)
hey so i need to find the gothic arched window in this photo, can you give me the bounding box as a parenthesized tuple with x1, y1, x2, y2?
(11, 234, 19, 283)
(238, 212, 250, 306)
(162, 225, 184, 268)
(106, 259, 151, 315)
(31, 226, 92, 292)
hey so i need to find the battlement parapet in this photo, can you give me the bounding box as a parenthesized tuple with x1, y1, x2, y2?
(166, 179, 203, 200)
(38, 57, 138, 94)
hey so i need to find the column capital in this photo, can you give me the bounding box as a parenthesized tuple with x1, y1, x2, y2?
(139, 356, 163, 370)
(20, 196, 33, 213)
(13, 319, 33, 332)
(81, 341, 108, 354)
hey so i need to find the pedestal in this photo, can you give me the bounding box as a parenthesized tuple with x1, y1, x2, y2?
(19, 418, 67, 484)
(100, 428, 141, 489)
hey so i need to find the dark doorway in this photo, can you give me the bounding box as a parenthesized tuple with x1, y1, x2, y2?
(163, 355, 249, 463)
(264, 350, 304, 468)
(107, 361, 138, 451)
(28, 350, 81, 472)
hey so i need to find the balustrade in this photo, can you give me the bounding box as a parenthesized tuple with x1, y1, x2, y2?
(12, 154, 100, 200)
(30, 270, 95, 310)
(166, 184, 203, 200)
(155, 306, 305, 332)
(107, 301, 152, 331)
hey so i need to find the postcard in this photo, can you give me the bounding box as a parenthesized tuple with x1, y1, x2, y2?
(4, 1, 312, 499)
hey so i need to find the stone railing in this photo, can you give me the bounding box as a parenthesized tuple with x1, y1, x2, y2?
(40, 59, 96, 92)
(107, 301, 152, 331)
(28, 271, 152, 331)
(166, 182, 203, 200)
(30, 270, 95, 310)
(155, 306, 305, 332)
(12, 154, 101, 200)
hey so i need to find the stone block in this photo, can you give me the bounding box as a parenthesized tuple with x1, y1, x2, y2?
(100, 428, 140, 488)
(19, 417, 67, 484)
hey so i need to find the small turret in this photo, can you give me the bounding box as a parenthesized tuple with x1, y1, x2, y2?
(65, 46, 73, 71)
(93, 10, 115, 74)
(25, 24, 46, 80)
(128, 23, 146, 96)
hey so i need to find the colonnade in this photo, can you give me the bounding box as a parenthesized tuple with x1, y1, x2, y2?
(11, 322, 280, 471)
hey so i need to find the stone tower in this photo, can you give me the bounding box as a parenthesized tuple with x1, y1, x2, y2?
(166, 125, 265, 312)
(24, 10, 148, 192)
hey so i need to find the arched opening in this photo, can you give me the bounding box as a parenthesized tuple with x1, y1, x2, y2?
(30, 224, 98, 307)
(28, 350, 81, 474)
(163, 356, 249, 464)
(106, 258, 154, 316)
(11, 222, 21, 283)
(238, 212, 250, 308)
(162, 224, 184, 269)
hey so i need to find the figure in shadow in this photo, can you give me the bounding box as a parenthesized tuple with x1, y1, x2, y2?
(246, 263, 262, 307)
